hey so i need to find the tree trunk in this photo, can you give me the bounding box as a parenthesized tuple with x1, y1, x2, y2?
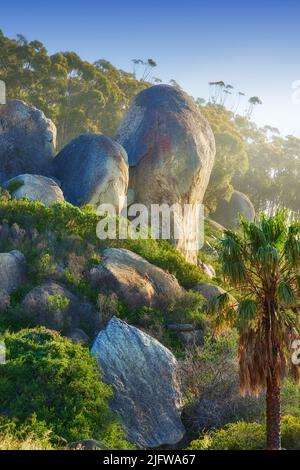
(266, 367, 281, 450)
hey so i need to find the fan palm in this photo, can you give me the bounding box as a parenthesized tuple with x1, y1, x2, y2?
(211, 211, 300, 449)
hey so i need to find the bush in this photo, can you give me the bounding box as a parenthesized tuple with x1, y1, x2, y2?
(0, 415, 53, 450)
(0, 198, 209, 288)
(188, 421, 265, 450)
(0, 328, 133, 449)
(187, 415, 300, 450)
(282, 379, 300, 418)
(181, 331, 264, 436)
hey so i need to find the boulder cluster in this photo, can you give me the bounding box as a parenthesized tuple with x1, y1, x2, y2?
(0, 85, 251, 449)
(0, 85, 219, 263)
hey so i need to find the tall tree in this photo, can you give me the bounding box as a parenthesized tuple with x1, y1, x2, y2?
(211, 212, 300, 449)
(0, 31, 147, 148)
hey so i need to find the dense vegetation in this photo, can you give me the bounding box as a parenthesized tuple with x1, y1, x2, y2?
(0, 328, 132, 449)
(1, 31, 300, 450)
(2, 30, 300, 216)
(210, 212, 300, 449)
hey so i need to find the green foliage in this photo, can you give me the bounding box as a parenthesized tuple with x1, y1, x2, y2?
(234, 118, 300, 213)
(188, 415, 300, 450)
(47, 294, 70, 312)
(0, 328, 133, 449)
(201, 104, 248, 213)
(0, 415, 53, 450)
(213, 211, 300, 395)
(0, 32, 148, 148)
(188, 421, 265, 450)
(0, 198, 207, 289)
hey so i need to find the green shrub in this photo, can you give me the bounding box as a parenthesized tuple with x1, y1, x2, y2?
(281, 415, 300, 449)
(187, 415, 300, 450)
(188, 421, 265, 450)
(167, 291, 205, 326)
(282, 379, 300, 418)
(0, 415, 53, 450)
(0, 198, 209, 289)
(47, 294, 70, 312)
(0, 328, 133, 449)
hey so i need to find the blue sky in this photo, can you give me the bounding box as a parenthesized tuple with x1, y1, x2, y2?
(2, 0, 300, 135)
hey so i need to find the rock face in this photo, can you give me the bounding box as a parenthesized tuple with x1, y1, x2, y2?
(0, 288, 10, 313)
(198, 261, 216, 279)
(211, 190, 255, 229)
(115, 85, 216, 264)
(68, 440, 107, 450)
(53, 134, 128, 210)
(88, 248, 184, 309)
(194, 282, 237, 311)
(194, 282, 227, 302)
(0, 250, 26, 293)
(0, 100, 56, 178)
(4, 174, 64, 206)
(167, 323, 203, 346)
(91, 317, 185, 448)
(22, 282, 102, 334)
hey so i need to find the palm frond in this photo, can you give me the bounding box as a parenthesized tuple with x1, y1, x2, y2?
(278, 281, 296, 306)
(237, 299, 258, 333)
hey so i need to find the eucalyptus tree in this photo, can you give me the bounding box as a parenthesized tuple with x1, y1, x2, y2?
(211, 212, 300, 449)
(233, 91, 246, 114)
(246, 96, 262, 117)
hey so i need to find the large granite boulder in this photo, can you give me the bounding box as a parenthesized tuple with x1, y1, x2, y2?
(4, 174, 64, 206)
(0, 100, 56, 178)
(53, 134, 128, 210)
(88, 248, 184, 309)
(0, 250, 26, 293)
(211, 190, 255, 229)
(91, 317, 185, 448)
(115, 85, 216, 264)
(22, 282, 102, 334)
(194, 282, 237, 311)
(194, 282, 226, 302)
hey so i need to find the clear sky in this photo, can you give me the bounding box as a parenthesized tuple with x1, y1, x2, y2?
(2, 0, 300, 136)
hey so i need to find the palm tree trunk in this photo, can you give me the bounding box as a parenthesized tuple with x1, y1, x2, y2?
(266, 367, 281, 450)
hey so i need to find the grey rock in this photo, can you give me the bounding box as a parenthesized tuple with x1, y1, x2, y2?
(68, 439, 107, 450)
(211, 190, 255, 229)
(167, 323, 195, 332)
(91, 317, 185, 448)
(167, 323, 203, 346)
(199, 261, 216, 279)
(0, 288, 10, 312)
(4, 174, 64, 206)
(22, 282, 102, 334)
(194, 282, 237, 311)
(116, 85, 216, 264)
(9, 223, 26, 243)
(0, 250, 26, 293)
(0, 100, 56, 178)
(53, 133, 128, 210)
(178, 330, 204, 347)
(0, 223, 10, 243)
(66, 328, 89, 345)
(194, 282, 227, 302)
(88, 248, 184, 309)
